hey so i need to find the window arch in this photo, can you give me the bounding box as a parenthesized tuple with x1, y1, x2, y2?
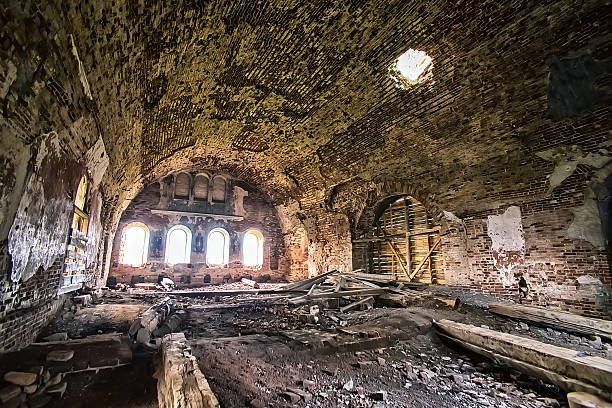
(243, 229, 264, 267)
(369, 195, 444, 284)
(206, 228, 229, 265)
(120, 222, 150, 267)
(174, 173, 191, 199)
(193, 174, 209, 201)
(165, 225, 192, 264)
(211, 176, 226, 202)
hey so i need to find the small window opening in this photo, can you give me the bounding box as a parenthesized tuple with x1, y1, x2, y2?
(389, 49, 433, 88)
(165, 225, 192, 264)
(243, 229, 264, 267)
(207, 228, 229, 265)
(120, 223, 150, 267)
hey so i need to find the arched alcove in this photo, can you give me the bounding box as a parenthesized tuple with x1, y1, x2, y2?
(243, 229, 264, 267)
(119, 222, 150, 267)
(165, 225, 192, 264)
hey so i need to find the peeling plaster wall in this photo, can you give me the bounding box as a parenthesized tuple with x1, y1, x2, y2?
(487, 206, 525, 286)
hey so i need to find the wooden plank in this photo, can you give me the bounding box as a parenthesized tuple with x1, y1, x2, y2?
(488, 302, 612, 339)
(306, 288, 385, 300)
(437, 332, 611, 400)
(352, 227, 441, 243)
(348, 272, 399, 283)
(408, 239, 441, 281)
(403, 199, 412, 278)
(434, 319, 612, 396)
(376, 220, 408, 277)
(340, 296, 374, 313)
(282, 270, 338, 291)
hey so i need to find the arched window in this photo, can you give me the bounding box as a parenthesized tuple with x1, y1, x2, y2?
(206, 228, 229, 265)
(165, 225, 192, 264)
(212, 176, 226, 202)
(120, 222, 150, 267)
(193, 174, 209, 201)
(243, 229, 264, 267)
(174, 173, 191, 199)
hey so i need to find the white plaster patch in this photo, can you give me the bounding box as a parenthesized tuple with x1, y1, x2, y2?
(487, 206, 525, 286)
(577, 275, 602, 286)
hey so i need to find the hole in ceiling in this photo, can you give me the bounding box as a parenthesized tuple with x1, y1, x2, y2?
(389, 49, 433, 88)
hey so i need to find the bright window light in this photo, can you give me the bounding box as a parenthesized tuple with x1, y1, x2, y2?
(165, 225, 192, 264)
(207, 228, 229, 265)
(243, 230, 263, 267)
(389, 49, 433, 88)
(121, 224, 149, 267)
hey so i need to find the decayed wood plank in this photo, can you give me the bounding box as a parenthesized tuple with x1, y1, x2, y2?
(434, 319, 612, 396)
(376, 220, 408, 277)
(306, 288, 385, 300)
(488, 302, 612, 339)
(436, 332, 611, 401)
(340, 296, 374, 313)
(283, 270, 338, 291)
(408, 239, 441, 281)
(348, 272, 399, 283)
(352, 227, 441, 243)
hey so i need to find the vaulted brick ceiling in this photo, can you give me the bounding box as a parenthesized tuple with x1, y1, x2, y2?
(6, 0, 610, 209)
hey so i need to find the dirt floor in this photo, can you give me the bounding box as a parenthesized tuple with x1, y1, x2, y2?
(175, 291, 610, 408)
(6, 284, 609, 408)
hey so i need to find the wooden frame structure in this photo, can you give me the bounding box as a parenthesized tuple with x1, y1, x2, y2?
(352, 196, 444, 283)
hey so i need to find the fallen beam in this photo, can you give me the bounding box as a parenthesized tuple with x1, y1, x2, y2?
(488, 302, 612, 339)
(340, 296, 374, 313)
(156, 333, 219, 408)
(434, 319, 612, 400)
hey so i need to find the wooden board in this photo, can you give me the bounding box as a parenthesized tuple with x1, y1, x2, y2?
(488, 302, 612, 339)
(434, 319, 612, 396)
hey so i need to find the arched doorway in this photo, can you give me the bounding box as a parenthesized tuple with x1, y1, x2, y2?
(363, 195, 444, 283)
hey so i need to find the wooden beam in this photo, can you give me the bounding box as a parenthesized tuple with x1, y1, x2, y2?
(376, 220, 408, 277)
(306, 288, 385, 300)
(352, 227, 441, 243)
(283, 270, 338, 291)
(488, 302, 612, 339)
(408, 239, 441, 281)
(434, 319, 612, 400)
(403, 199, 412, 278)
(340, 296, 374, 313)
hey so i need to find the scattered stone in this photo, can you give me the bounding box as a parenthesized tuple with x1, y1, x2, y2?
(356, 386, 365, 397)
(342, 379, 354, 391)
(286, 387, 312, 402)
(46, 381, 67, 398)
(23, 384, 38, 394)
(301, 379, 315, 390)
(0, 385, 21, 403)
(451, 374, 464, 384)
(279, 391, 300, 404)
(42, 332, 68, 342)
(46, 350, 74, 362)
(419, 369, 436, 380)
(377, 357, 386, 366)
(47, 373, 62, 387)
(322, 367, 338, 376)
(310, 305, 319, 315)
(249, 398, 266, 408)
(3, 371, 37, 386)
(369, 390, 387, 401)
(519, 322, 529, 330)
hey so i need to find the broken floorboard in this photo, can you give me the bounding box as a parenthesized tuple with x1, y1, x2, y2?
(488, 302, 612, 339)
(152, 288, 286, 297)
(434, 319, 612, 401)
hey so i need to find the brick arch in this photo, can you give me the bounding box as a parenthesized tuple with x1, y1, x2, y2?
(354, 180, 442, 238)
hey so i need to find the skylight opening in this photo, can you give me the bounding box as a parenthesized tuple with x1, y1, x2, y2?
(389, 49, 433, 88)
